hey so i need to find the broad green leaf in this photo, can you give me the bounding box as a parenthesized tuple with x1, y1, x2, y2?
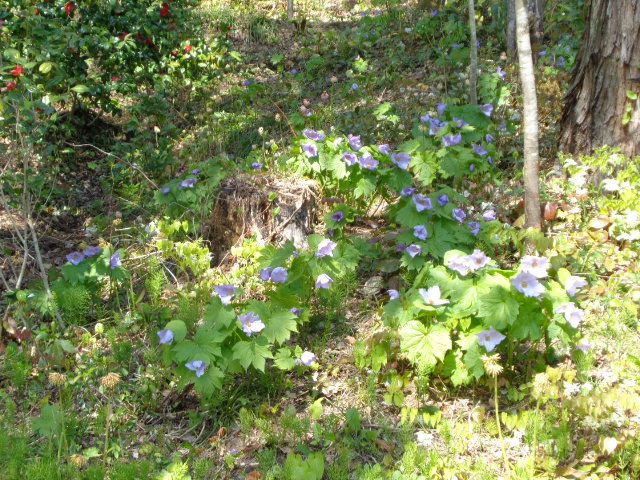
(164, 320, 187, 342)
(477, 284, 519, 329)
(263, 309, 297, 344)
(232, 339, 273, 372)
(400, 321, 451, 368)
(274, 347, 296, 370)
(193, 365, 224, 397)
(39, 62, 53, 74)
(71, 84, 90, 94)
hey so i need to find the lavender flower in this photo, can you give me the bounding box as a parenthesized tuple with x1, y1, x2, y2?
(437, 103, 447, 116)
(487, 156, 494, 165)
(180, 177, 197, 189)
(67, 251, 85, 265)
(430, 9, 439, 17)
(406, 244, 422, 258)
(348, 134, 363, 151)
(291, 308, 302, 316)
(472, 144, 488, 156)
(191, 169, 201, 176)
(315, 273, 333, 289)
(419, 286, 449, 306)
(388, 289, 400, 301)
(496, 66, 506, 81)
(511, 271, 545, 298)
(420, 114, 433, 124)
(378, 144, 392, 155)
(482, 210, 496, 221)
(239, 312, 266, 336)
(452, 208, 467, 223)
(554, 303, 585, 328)
(428, 118, 446, 136)
(157, 329, 174, 345)
(442, 133, 462, 147)
(454, 117, 468, 128)
(467, 221, 480, 236)
(161, 186, 171, 195)
(259, 267, 273, 281)
(242, 79, 253, 87)
(485, 134, 495, 143)
(413, 225, 428, 240)
(400, 187, 416, 197)
(359, 152, 379, 170)
(396, 243, 407, 253)
(109, 253, 122, 270)
(469, 164, 476, 172)
(342, 152, 358, 166)
(270, 267, 288, 283)
(480, 104, 494, 117)
(467, 249, 491, 271)
(447, 255, 471, 276)
(303, 129, 326, 142)
(316, 239, 337, 258)
(565, 276, 588, 296)
(214, 284, 236, 305)
(520, 255, 550, 278)
(299, 351, 317, 366)
(251, 162, 263, 170)
(84, 246, 102, 258)
(331, 211, 345, 222)
(185, 360, 206, 377)
(302, 143, 318, 158)
(391, 153, 411, 170)
(413, 194, 433, 212)
(351, 83, 359, 91)
(437, 194, 449, 207)
(576, 340, 592, 353)
(477, 326, 506, 352)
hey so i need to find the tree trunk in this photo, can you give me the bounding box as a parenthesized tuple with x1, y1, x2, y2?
(559, 0, 640, 158)
(516, 0, 542, 229)
(528, 0, 544, 58)
(507, 0, 516, 59)
(287, 0, 294, 20)
(468, 0, 478, 104)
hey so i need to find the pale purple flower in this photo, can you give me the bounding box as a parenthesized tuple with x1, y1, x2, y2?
(447, 255, 471, 276)
(299, 351, 317, 366)
(496, 66, 506, 81)
(437, 194, 449, 207)
(331, 211, 345, 222)
(351, 83, 359, 91)
(437, 103, 447, 116)
(472, 144, 488, 156)
(315, 273, 333, 289)
(554, 303, 584, 328)
(214, 284, 236, 305)
(498, 123, 507, 132)
(109, 253, 122, 270)
(303, 129, 325, 142)
(242, 79, 253, 87)
(576, 340, 592, 353)
(565, 276, 587, 296)
(467, 249, 491, 271)
(406, 244, 422, 258)
(396, 243, 407, 253)
(454, 117, 468, 128)
(391, 153, 411, 170)
(251, 162, 262, 170)
(316, 239, 337, 258)
(302, 143, 318, 158)
(477, 326, 506, 352)
(511, 271, 545, 298)
(482, 210, 496, 221)
(468, 221, 480, 236)
(191, 169, 201, 176)
(348, 134, 363, 151)
(67, 251, 85, 265)
(413, 225, 428, 240)
(413, 194, 433, 212)
(469, 164, 476, 172)
(239, 312, 266, 336)
(270, 267, 288, 283)
(520, 255, 550, 278)
(378, 144, 392, 155)
(428, 118, 446, 136)
(480, 104, 494, 117)
(556, 57, 566, 68)
(419, 286, 449, 306)
(84, 246, 102, 258)
(452, 43, 462, 50)
(157, 329, 174, 345)
(185, 360, 206, 377)
(359, 152, 379, 170)
(259, 267, 273, 281)
(452, 208, 466, 223)
(430, 9, 439, 17)
(539, 50, 547, 57)
(400, 187, 416, 197)
(420, 114, 433, 124)
(342, 152, 358, 166)
(388, 289, 400, 301)
(291, 308, 302, 316)
(160, 186, 171, 195)
(180, 177, 197, 189)
(485, 134, 495, 143)
(487, 157, 494, 165)
(442, 133, 462, 147)
(290, 68, 299, 74)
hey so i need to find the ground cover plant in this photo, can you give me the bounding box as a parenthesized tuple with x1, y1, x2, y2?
(1, 0, 640, 479)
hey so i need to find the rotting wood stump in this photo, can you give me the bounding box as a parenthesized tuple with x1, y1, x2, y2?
(207, 174, 318, 264)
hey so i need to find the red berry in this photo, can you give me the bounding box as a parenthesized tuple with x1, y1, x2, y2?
(65, 2, 75, 16)
(184, 45, 192, 53)
(11, 65, 24, 77)
(160, 3, 170, 17)
(5, 81, 17, 92)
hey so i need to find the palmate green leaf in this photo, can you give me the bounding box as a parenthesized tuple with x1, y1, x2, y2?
(263, 309, 298, 344)
(33, 404, 64, 438)
(319, 152, 347, 179)
(411, 150, 439, 187)
(354, 177, 376, 198)
(394, 201, 427, 227)
(193, 365, 224, 397)
(232, 338, 273, 372)
(203, 299, 236, 328)
(400, 321, 451, 369)
(171, 325, 222, 362)
(477, 285, 519, 329)
(164, 320, 187, 342)
(274, 347, 296, 370)
(463, 343, 485, 380)
(442, 351, 472, 386)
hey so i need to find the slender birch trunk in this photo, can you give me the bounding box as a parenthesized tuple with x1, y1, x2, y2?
(468, 0, 478, 104)
(507, 0, 516, 58)
(515, 0, 542, 229)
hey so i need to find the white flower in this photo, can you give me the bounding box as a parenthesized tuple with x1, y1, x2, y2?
(520, 255, 550, 278)
(554, 302, 585, 328)
(512, 271, 545, 298)
(565, 275, 587, 296)
(601, 178, 621, 192)
(563, 382, 580, 397)
(419, 286, 450, 306)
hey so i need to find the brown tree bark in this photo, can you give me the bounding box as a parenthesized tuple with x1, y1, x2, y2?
(507, 0, 516, 59)
(559, 0, 640, 158)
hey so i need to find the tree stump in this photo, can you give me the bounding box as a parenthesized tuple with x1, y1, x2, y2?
(207, 174, 318, 264)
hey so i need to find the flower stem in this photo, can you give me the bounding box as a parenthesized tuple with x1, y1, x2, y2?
(494, 375, 511, 477)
